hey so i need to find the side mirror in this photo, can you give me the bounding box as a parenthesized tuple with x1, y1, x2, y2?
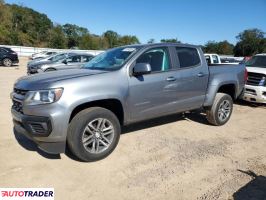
(133, 63, 151, 76)
(62, 60, 67, 64)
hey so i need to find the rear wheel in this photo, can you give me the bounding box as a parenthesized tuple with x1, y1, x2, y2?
(206, 93, 233, 126)
(3, 58, 12, 67)
(67, 107, 121, 162)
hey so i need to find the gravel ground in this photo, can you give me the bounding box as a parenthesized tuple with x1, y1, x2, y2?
(0, 57, 265, 200)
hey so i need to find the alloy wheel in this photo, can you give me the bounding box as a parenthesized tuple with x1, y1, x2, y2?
(217, 100, 231, 121)
(82, 118, 115, 154)
(3, 59, 12, 67)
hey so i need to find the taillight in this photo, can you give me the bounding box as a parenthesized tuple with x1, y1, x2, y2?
(244, 68, 248, 83)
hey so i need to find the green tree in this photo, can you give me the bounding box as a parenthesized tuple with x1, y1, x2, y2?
(204, 40, 234, 55)
(233, 28, 265, 56)
(7, 4, 52, 46)
(0, 2, 139, 49)
(0, 0, 12, 44)
(217, 40, 234, 55)
(48, 25, 67, 49)
(204, 41, 219, 53)
(62, 23, 89, 48)
(259, 38, 266, 53)
(118, 35, 139, 45)
(103, 30, 119, 48)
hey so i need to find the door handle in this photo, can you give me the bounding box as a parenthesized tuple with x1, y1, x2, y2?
(166, 77, 176, 82)
(197, 72, 205, 77)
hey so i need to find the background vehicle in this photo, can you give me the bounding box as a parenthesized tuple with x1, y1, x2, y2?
(242, 54, 266, 103)
(205, 53, 222, 64)
(27, 52, 73, 74)
(30, 51, 57, 60)
(205, 53, 243, 65)
(0, 47, 19, 67)
(11, 43, 246, 162)
(220, 57, 244, 64)
(38, 53, 94, 73)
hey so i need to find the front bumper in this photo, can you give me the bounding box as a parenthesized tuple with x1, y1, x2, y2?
(11, 108, 66, 154)
(242, 85, 266, 103)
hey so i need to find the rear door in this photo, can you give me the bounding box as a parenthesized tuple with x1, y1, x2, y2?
(172, 46, 209, 110)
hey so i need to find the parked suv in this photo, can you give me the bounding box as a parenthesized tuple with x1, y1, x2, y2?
(0, 47, 19, 67)
(11, 43, 246, 162)
(243, 54, 266, 103)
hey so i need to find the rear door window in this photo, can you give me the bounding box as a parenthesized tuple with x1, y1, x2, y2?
(175, 47, 201, 68)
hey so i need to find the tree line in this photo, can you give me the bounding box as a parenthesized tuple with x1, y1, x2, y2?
(203, 29, 266, 56)
(0, 1, 140, 50)
(0, 1, 265, 56)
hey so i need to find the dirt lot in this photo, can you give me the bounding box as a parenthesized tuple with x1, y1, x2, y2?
(0, 57, 266, 200)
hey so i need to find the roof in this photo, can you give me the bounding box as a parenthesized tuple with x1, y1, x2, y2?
(116, 42, 200, 50)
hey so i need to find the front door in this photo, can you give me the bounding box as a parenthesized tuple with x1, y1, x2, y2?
(128, 47, 181, 122)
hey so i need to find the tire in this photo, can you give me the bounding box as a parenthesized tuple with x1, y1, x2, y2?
(3, 58, 12, 67)
(206, 93, 233, 126)
(67, 107, 121, 162)
(45, 68, 56, 72)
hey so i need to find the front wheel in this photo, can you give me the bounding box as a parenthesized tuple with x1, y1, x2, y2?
(206, 93, 233, 126)
(67, 107, 121, 162)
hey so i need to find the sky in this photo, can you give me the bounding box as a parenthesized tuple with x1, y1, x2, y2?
(5, 0, 266, 45)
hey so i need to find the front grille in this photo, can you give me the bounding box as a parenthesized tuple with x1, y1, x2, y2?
(12, 88, 28, 114)
(14, 88, 28, 96)
(246, 72, 266, 86)
(12, 99, 23, 114)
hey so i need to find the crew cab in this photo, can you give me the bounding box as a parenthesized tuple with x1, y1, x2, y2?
(11, 43, 246, 162)
(243, 54, 266, 103)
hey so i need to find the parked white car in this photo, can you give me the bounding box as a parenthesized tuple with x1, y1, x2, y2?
(204, 54, 222, 64)
(30, 51, 57, 60)
(204, 54, 243, 65)
(243, 54, 266, 103)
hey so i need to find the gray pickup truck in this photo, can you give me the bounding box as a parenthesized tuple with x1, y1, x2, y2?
(11, 43, 246, 161)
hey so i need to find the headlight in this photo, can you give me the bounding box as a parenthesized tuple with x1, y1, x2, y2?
(25, 88, 63, 105)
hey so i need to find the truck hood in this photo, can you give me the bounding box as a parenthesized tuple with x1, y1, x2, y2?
(14, 69, 108, 90)
(246, 67, 266, 75)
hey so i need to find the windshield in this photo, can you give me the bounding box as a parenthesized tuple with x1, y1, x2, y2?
(246, 56, 266, 68)
(83, 47, 139, 70)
